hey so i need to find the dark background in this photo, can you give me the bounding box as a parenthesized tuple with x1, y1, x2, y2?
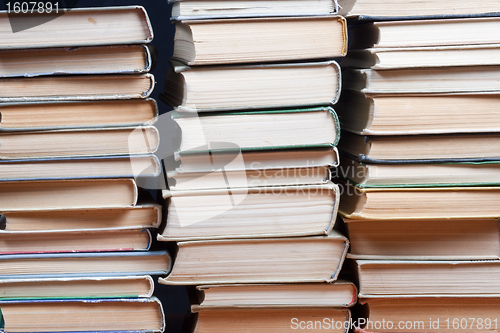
(0, 1, 190, 332)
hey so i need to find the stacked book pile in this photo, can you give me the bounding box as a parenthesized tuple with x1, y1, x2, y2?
(0, 6, 169, 332)
(160, 0, 356, 332)
(338, 4, 500, 332)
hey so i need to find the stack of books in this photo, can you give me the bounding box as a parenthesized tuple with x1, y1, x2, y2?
(0, 7, 169, 332)
(338, 5, 500, 332)
(160, 1, 356, 331)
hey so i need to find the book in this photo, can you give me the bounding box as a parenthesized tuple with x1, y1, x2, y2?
(172, 16, 346, 65)
(336, 91, 500, 135)
(338, 0, 500, 18)
(168, 166, 331, 190)
(339, 131, 500, 163)
(159, 231, 348, 285)
(343, 67, 500, 94)
(0, 6, 153, 48)
(0, 251, 170, 279)
(0, 178, 139, 211)
(0, 275, 155, 300)
(160, 183, 339, 240)
(174, 147, 340, 173)
(339, 181, 500, 219)
(169, 147, 338, 190)
(0, 99, 158, 131)
(359, 298, 500, 333)
(349, 17, 500, 49)
(0, 74, 154, 102)
(0, 45, 152, 78)
(342, 44, 500, 70)
(0, 126, 159, 159)
(339, 157, 500, 187)
(162, 60, 341, 112)
(0, 204, 161, 232)
(173, 107, 340, 152)
(193, 282, 357, 309)
(0, 228, 153, 254)
(190, 308, 351, 333)
(0, 155, 161, 181)
(0, 297, 164, 333)
(171, 0, 339, 20)
(356, 260, 500, 297)
(345, 217, 500, 259)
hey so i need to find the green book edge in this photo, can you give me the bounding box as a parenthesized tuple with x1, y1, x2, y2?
(174, 106, 341, 154)
(0, 308, 3, 330)
(343, 177, 500, 189)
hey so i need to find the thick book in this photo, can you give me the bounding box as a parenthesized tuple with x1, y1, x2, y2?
(0, 74, 154, 102)
(0, 275, 155, 300)
(356, 260, 500, 297)
(0, 155, 161, 181)
(339, 131, 500, 163)
(343, 67, 500, 94)
(0, 251, 171, 279)
(0, 228, 152, 254)
(339, 157, 500, 188)
(339, 0, 500, 18)
(162, 60, 341, 112)
(0, 45, 152, 78)
(336, 91, 500, 135)
(173, 107, 340, 152)
(349, 17, 500, 49)
(0, 178, 139, 211)
(160, 183, 339, 240)
(0, 99, 158, 131)
(0, 6, 153, 48)
(359, 298, 500, 333)
(160, 231, 348, 285)
(190, 308, 350, 333)
(172, 16, 346, 65)
(339, 181, 500, 219)
(174, 147, 340, 172)
(0, 297, 165, 333)
(1, 204, 161, 232)
(342, 45, 500, 70)
(0, 126, 159, 160)
(171, 0, 339, 20)
(193, 282, 357, 309)
(345, 217, 500, 260)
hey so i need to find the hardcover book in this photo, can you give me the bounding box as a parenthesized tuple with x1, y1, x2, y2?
(0, 297, 165, 333)
(171, 0, 339, 20)
(0, 155, 161, 181)
(0, 251, 171, 279)
(0, 6, 153, 48)
(172, 16, 347, 65)
(0, 204, 161, 232)
(163, 60, 341, 112)
(336, 91, 500, 135)
(160, 183, 340, 240)
(0, 275, 155, 300)
(160, 231, 348, 285)
(0, 74, 155, 101)
(0, 99, 158, 131)
(0, 126, 159, 159)
(173, 107, 340, 152)
(0, 45, 152, 78)
(0, 178, 139, 210)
